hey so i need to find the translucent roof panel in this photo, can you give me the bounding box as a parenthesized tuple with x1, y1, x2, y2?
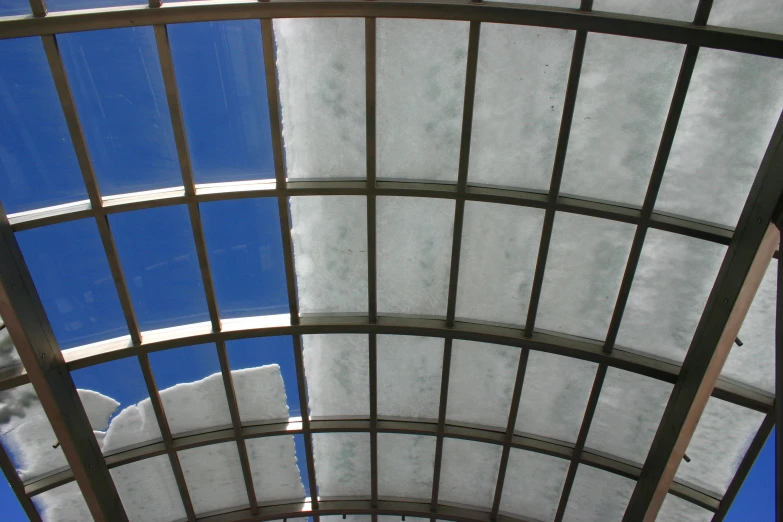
(656, 48, 783, 227)
(313, 432, 371, 497)
(455, 202, 544, 326)
(58, 28, 181, 196)
(0, 324, 21, 371)
(514, 351, 597, 443)
(201, 198, 288, 319)
(291, 196, 368, 314)
(303, 334, 369, 418)
(179, 442, 247, 515)
(377, 433, 436, 499)
(468, 24, 574, 190)
(17, 219, 128, 349)
(0, 37, 87, 214)
(168, 21, 275, 184)
(562, 464, 635, 522)
(618, 229, 727, 361)
(657, 494, 714, 522)
(709, 0, 783, 35)
(586, 367, 673, 465)
(274, 18, 365, 179)
(110, 455, 186, 522)
(446, 340, 520, 429)
(377, 335, 442, 420)
(377, 19, 468, 182)
(246, 435, 305, 502)
(439, 438, 501, 510)
(561, 34, 683, 207)
(499, 449, 570, 521)
(377, 197, 455, 317)
(536, 213, 635, 341)
(592, 0, 699, 21)
(33, 480, 91, 522)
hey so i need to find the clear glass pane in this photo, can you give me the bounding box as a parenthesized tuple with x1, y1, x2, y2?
(377, 335, 442, 420)
(377, 19, 469, 182)
(179, 442, 247, 515)
(169, 21, 275, 184)
(0, 324, 21, 371)
(246, 435, 305, 502)
(709, 0, 783, 35)
(110, 455, 186, 522)
(499, 449, 570, 521)
(536, 213, 635, 341)
(439, 438, 501, 509)
(0, 0, 29, 15)
(17, 219, 128, 349)
(110, 205, 209, 331)
(33, 481, 91, 522)
(586, 368, 672, 465)
(455, 202, 544, 326)
(303, 334, 368, 418)
(657, 494, 713, 522)
(515, 351, 597, 443)
(446, 340, 520, 429)
(0, 37, 87, 214)
(562, 464, 635, 522)
(313, 432, 371, 497)
(47, 0, 142, 10)
(377, 433, 436, 500)
(656, 48, 783, 227)
(561, 34, 684, 207)
(290, 196, 368, 314)
(377, 197, 455, 317)
(201, 198, 288, 319)
(58, 28, 181, 196)
(593, 0, 699, 21)
(468, 24, 574, 190)
(616, 229, 726, 362)
(274, 18, 365, 179)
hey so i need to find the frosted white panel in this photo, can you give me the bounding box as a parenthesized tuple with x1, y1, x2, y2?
(562, 464, 635, 522)
(179, 442, 246, 515)
(303, 334, 368, 418)
(274, 18, 365, 179)
(377, 19, 468, 181)
(676, 398, 765, 494)
(657, 49, 783, 227)
(160, 372, 231, 435)
(313, 432, 371, 497)
(324, 517, 371, 522)
(723, 259, 776, 392)
(710, 0, 783, 35)
(34, 481, 91, 522)
(233, 365, 289, 423)
(561, 34, 683, 206)
(377, 335, 442, 419)
(101, 395, 162, 454)
(468, 24, 574, 190)
(291, 196, 368, 314)
(499, 449, 570, 521)
(0, 325, 20, 371)
(515, 351, 597, 443)
(505, 0, 578, 6)
(439, 438, 502, 509)
(447, 340, 520, 429)
(586, 368, 672, 464)
(111, 455, 186, 522)
(246, 436, 306, 502)
(617, 229, 726, 362)
(455, 202, 544, 326)
(657, 494, 713, 522)
(378, 433, 436, 499)
(537, 213, 635, 340)
(593, 0, 699, 21)
(377, 197, 455, 316)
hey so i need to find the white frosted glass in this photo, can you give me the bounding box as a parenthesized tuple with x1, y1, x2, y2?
(537, 213, 635, 341)
(377, 19, 468, 182)
(246, 435, 306, 502)
(586, 368, 672, 464)
(561, 34, 683, 206)
(160, 371, 231, 435)
(710, 0, 783, 35)
(234, 365, 290, 423)
(303, 334, 368, 418)
(290, 196, 367, 314)
(378, 433, 436, 499)
(380, 518, 429, 522)
(723, 259, 776, 392)
(377, 197, 455, 316)
(505, 0, 579, 5)
(313, 432, 371, 497)
(274, 18, 365, 179)
(593, 0, 698, 21)
(499, 449, 570, 521)
(439, 438, 501, 509)
(657, 48, 783, 227)
(446, 340, 520, 429)
(563, 464, 635, 522)
(515, 351, 597, 443)
(455, 202, 544, 326)
(111, 455, 185, 522)
(468, 24, 574, 190)
(676, 398, 765, 494)
(377, 335, 442, 419)
(34, 481, 91, 522)
(657, 494, 713, 522)
(0, 326, 21, 371)
(324, 517, 371, 522)
(179, 442, 247, 515)
(616, 229, 726, 362)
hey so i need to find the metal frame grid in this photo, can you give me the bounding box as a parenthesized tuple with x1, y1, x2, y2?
(0, 0, 781, 521)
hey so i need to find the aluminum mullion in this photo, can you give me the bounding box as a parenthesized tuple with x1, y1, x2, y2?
(27, 0, 46, 17)
(292, 334, 319, 511)
(0, 439, 42, 522)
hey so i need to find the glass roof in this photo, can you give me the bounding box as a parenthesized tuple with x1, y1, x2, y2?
(0, 1, 781, 522)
